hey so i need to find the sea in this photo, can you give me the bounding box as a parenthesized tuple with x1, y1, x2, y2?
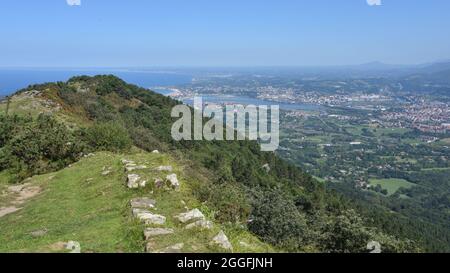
(0, 69, 192, 96)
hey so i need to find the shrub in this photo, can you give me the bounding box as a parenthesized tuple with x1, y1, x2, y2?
(209, 183, 251, 223)
(249, 189, 310, 251)
(83, 122, 132, 152)
(0, 114, 84, 182)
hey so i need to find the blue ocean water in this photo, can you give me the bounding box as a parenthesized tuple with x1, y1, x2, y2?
(0, 69, 193, 96)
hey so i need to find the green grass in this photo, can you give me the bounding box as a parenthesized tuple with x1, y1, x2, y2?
(0, 152, 142, 253)
(369, 178, 416, 196)
(0, 151, 274, 253)
(0, 95, 88, 129)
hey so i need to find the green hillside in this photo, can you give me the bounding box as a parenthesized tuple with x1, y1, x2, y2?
(0, 75, 420, 253)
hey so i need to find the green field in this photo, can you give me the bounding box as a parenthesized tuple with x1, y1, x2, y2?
(369, 178, 416, 196)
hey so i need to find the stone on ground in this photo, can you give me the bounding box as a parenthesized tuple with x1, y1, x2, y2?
(185, 219, 213, 230)
(166, 174, 180, 189)
(65, 241, 81, 253)
(125, 165, 147, 172)
(133, 209, 166, 225)
(212, 231, 233, 251)
(127, 174, 146, 189)
(121, 159, 134, 165)
(130, 198, 156, 209)
(175, 208, 205, 223)
(155, 166, 173, 172)
(30, 229, 48, 238)
(144, 228, 174, 239)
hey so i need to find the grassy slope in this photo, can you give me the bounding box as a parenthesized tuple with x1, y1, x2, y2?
(0, 91, 89, 129)
(368, 178, 416, 196)
(0, 151, 273, 253)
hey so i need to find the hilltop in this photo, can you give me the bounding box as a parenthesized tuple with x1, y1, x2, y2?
(0, 75, 419, 253)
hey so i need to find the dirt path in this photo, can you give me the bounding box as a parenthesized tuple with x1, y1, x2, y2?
(0, 183, 41, 218)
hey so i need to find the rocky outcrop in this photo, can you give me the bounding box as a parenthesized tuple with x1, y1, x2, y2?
(212, 231, 233, 251)
(127, 174, 147, 189)
(166, 174, 180, 189)
(175, 209, 205, 223)
(133, 209, 166, 225)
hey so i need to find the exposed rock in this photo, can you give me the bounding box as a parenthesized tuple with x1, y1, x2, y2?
(130, 198, 156, 209)
(101, 170, 111, 176)
(133, 209, 166, 225)
(185, 219, 213, 230)
(65, 241, 81, 253)
(262, 163, 271, 173)
(30, 229, 48, 238)
(127, 174, 141, 189)
(84, 153, 95, 158)
(212, 231, 233, 251)
(154, 178, 164, 188)
(155, 166, 173, 172)
(152, 150, 160, 154)
(152, 243, 184, 253)
(144, 228, 174, 239)
(121, 159, 135, 165)
(127, 174, 147, 189)
(175, 209, 205, 223)
(125, 165, 147, 172)
(166, 174, 180, 189)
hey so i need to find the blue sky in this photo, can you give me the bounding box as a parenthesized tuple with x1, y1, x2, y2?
(1, 0, 450, 67)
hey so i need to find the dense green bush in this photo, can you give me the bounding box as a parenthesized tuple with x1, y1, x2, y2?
(319, 209, 419, 253)
(203, 183, 251, 224)
(83, 122, 132, 152)
(249, 189, 311, 251)
(0, 114, 85, 182)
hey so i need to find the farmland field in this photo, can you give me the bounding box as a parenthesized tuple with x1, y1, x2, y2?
(369, 178, 416, 196)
